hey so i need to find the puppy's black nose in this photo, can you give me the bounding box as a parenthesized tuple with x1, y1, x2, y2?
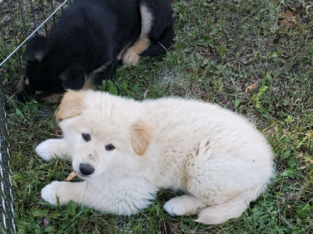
(79, 163, 94, 176)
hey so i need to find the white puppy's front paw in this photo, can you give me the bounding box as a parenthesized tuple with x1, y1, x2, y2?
(36, 140, 55, 161)
(36, 139, 68, 161)
(41, 181, 62, 206)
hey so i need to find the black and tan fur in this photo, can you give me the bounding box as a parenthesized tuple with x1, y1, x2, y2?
(17, 0, 173, 103)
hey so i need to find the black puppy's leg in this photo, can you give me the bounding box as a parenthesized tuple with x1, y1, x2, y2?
(140, 0, 174, 57)
(122, 2, 153, 66)
(40, 63, 86, 103)
(140, 24, 174, 57)
(40, 93, 65, 103)
(82, 61, 118, 90)
(59, 64, 86, 90)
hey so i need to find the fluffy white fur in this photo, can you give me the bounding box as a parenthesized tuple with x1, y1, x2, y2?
(36, 90, 275, 225)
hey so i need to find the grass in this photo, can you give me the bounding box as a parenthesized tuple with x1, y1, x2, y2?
(1, 0, 313, 233)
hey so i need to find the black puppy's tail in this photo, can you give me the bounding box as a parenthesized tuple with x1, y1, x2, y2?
(140, 26, 174, 57)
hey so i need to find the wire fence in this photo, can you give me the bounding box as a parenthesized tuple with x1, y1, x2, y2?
(0, 0, 71, 233)
(0, 73, 15, 234)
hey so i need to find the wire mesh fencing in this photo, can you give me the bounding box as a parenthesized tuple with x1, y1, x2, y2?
(0, 0, 71, 94)
(0, 73, 15, 234)
(0, 0, 71, 233)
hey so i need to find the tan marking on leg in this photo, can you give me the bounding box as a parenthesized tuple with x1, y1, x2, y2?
(81, 62, 113, 90)
(122, 38, 151, 66)
(81, 76, 97, 91)
(42, 93, 64, 103)
(117, 43, 132, 60)
(122, 4, 153, 66)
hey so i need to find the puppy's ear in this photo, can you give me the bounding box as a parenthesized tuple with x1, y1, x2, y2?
(23, 34, 49, 62)
(56, 90, 86, 121)
(131, 120, 154, 155)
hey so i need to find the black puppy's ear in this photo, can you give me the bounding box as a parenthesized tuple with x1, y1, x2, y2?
(59, 64, 85, 90)
(23, 34, 49, 62)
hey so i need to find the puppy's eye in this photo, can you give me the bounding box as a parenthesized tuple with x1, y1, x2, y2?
(105, 144, 115, 151)
(82, 133, 91, 142)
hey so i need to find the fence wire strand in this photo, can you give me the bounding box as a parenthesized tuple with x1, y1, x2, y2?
(0, 0, 70, 68)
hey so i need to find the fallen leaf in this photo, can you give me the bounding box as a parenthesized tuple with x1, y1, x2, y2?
(186, 68, 194, 74)
(283, 10, 294, 21)
(278, 10, 299, 30)
(245, 81, 258, 92)
(65, 171, 77, 181)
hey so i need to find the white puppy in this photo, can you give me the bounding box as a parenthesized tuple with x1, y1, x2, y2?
(36, 90, 275, 225)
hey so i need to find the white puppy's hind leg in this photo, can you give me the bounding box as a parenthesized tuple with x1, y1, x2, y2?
(36, 139, 70, 161)
(164, 195, 207, 216)
(195, 198, 247, 225)
(196, 186, 263, 225)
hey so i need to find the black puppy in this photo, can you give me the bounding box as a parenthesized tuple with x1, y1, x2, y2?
(17, 0, 173, 103)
